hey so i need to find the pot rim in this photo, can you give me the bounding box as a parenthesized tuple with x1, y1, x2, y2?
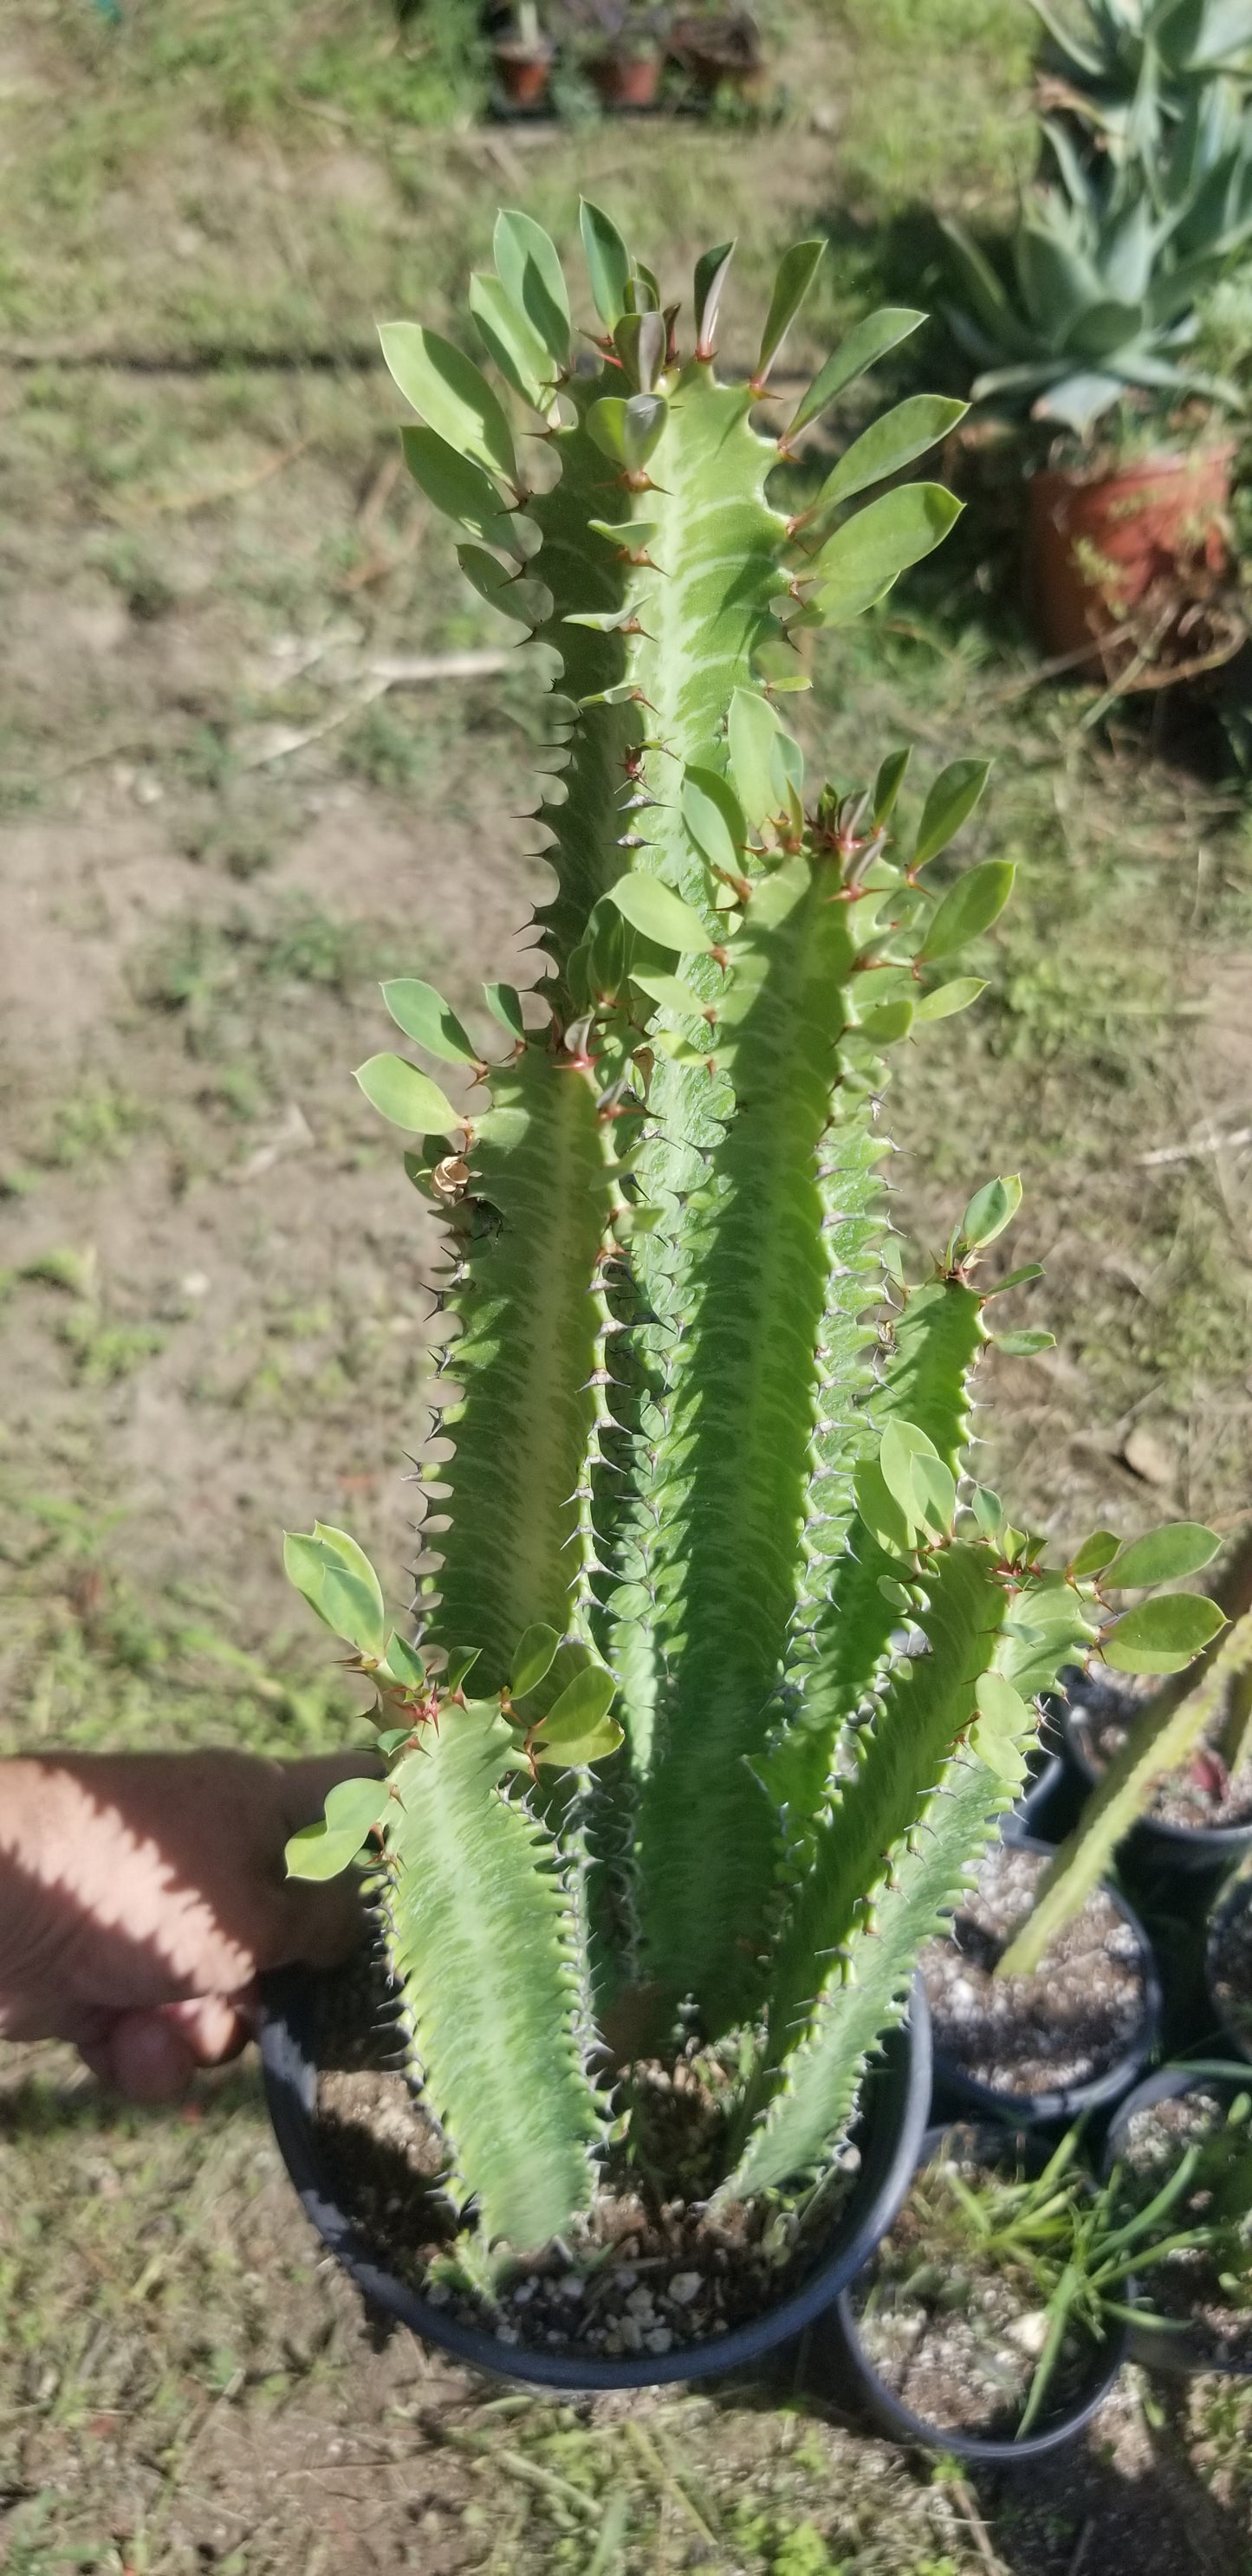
(1206, 1870, 1252, 2067)
(831, 2117, 1131, 2461)
(259, 1964, 932, 2391)
(1029, 439, 1236, 498)
(929, 1831, 1162, 2127)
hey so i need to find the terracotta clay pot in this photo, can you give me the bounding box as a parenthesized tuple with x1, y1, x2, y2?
(493, 37, 555, 105)
(1027, 444, 1233, 672)
(587, 46, 663, 105)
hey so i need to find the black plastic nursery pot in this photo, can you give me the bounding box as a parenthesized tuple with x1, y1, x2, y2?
(1103, 2066, 1252, 2377)
(259, 1966, 933, 2392)
(931, 1834, 1162, 2132)
(812, 2122, 1132, 2463)
(1061, 1674, 1252, 1883)
(1206, 1866, 1252, 2067)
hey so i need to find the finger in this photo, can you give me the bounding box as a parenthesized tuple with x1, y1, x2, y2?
(165, 1994, 250, 2066)
(104, 2010, 199, 2105)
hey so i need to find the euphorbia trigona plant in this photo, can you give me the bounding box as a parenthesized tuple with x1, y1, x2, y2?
(280, 206, 1216, 2285)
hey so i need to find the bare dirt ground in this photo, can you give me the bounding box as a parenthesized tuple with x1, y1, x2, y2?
(3, 2, 1252, 2567)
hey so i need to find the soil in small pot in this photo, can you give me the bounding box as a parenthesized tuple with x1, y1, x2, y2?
(922, 1842, 1148, 2099)
(310, 1943, 861, 2362)
(1113, 2087, 1252, 2370)
(850, 2127, 1106, 2438)
(1210, 1878, 1252, 2058)
(1071, 1674, 1252, 1833)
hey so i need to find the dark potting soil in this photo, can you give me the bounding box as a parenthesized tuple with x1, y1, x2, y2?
(850, 2127, 1102, 2438)
(1210, 1879, 1252, 2060)
(921, 1843, 1148, 2098)
(1115, 2088, 1252, 2370)
(1072, 1678, 1252, 1831)
(309, 1942, 860, 2361)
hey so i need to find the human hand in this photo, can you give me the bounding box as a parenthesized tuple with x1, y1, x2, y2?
(0, 1749, 378, 2103)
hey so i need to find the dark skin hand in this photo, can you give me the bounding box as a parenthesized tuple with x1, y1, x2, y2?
(0, 1750, 377, 2103)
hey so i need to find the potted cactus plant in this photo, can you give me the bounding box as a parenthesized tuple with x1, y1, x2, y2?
(943, 117, 1249, 667)
(260, 205, 1204, 2388)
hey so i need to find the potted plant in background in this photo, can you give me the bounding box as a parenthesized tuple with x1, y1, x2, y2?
(1102, 2061, 1252, 2372)
(565, 0, 669, 107)
(942, 118, 1251, 670)
(1030, 0, 1252, 165)
(491, 0, 556, 106)
(821, 2103, 1249, 2457)
(253, 204, 1218, 2391)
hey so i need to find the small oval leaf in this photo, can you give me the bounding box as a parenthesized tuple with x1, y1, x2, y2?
(756, 237, 827, 384)
(786, 307, 926, 438)
(538, 1663, 617, 1739)
(511, 1621, 562, 1700)
(285, 1820, 377, 1882)
(914, 977, 988, 1022)
(1069, 1528, 1123, 1579)
(607, 873, 713, 953)
(694, 239, 736, 356)
(494, 210, 571, 366)
(470, 269, 550, 408)
(811, 483, 963, 624)
(1106, 1522, 1223, 1590)
(378, 322, 516, 484)
(382, 979, 479, 1065)
(960, 1173, 1022, 1249)
(581, 198, 632, 330)
(912, 758, 992, 871)
(535, 1716, 624, 1768)
(400, 425, 505, 532)
(483, 981, 527, 1039)
(354, 1054, 463, 1138)
(817, 395, 969, 514)
(682, 766, 745, 875)
(1104, 1593, 1225, 1674)
(283, 1523, 386, 1658)
(920, 860, 1015, 962)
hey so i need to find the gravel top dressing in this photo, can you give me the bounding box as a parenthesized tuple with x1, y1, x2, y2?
(850, 2127, 1101, 2438)
(1114, 2088, 1252, 2371)
(1072, 1679, 1252, 1831)
(310, 1948, 860, 2360)
(922, 1843, 1148, 2097)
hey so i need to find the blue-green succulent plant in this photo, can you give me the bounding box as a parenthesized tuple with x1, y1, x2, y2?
(281, 208, 1217, 2290)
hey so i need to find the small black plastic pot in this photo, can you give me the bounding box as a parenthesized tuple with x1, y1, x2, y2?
(1002, 1752, 1074, 1848)
(931, 1833, 1162, 2132)
(1206, 1868, 1252, 2067)
(1061, 1673, 1252, 1881)
(1102, 2064, 1252, 2376)
(813, 2122, 1131, 2463)
(259, 1967, 932, 2392)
